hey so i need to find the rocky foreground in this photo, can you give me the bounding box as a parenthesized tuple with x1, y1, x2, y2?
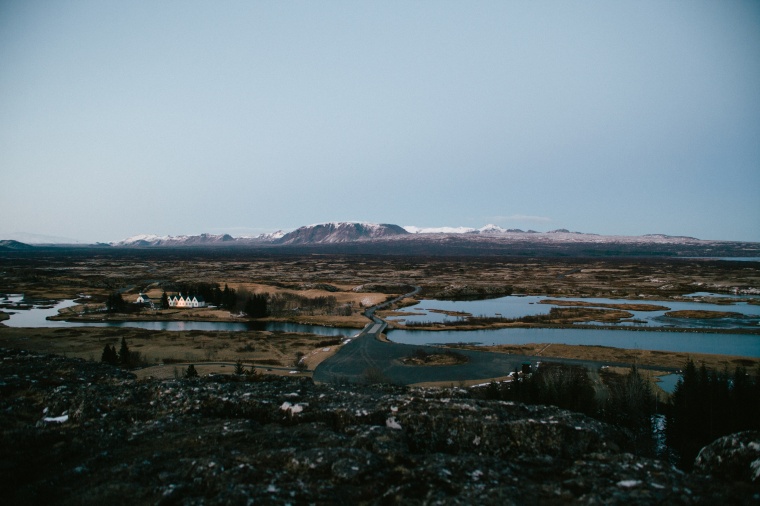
(1, 349, 758, 505)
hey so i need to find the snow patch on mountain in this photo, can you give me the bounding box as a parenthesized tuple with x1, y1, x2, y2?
(403, 226, 478, 234)
(249, 230, 286, 241)
(113, 233, 235, 247)
(478, 224, 507, 234)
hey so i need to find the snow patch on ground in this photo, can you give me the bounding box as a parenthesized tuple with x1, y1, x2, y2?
(280, 402, 304, 415)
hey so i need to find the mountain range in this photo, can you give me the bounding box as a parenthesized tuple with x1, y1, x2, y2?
(2, 222, 758, 257)
(112, 222, 704, 247)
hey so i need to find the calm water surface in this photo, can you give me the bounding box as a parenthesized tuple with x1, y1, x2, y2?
(3, 295, 758, 357)
(0, 296, 356, 337)
(388, 294, 760, 329)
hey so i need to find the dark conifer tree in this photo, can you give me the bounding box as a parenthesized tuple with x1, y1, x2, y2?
(667, 359, 760, 469)
(244, 294, 268, 318)
(160, 291, 169, 309)
(185, 364, 198, 378)
(119, 337, 130, 366)
(101, 344, 118, 365)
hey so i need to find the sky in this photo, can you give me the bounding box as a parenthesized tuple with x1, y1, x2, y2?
(1, 1, 759, 243)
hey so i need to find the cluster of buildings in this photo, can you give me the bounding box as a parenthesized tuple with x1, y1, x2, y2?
(135, 293, 207, 308)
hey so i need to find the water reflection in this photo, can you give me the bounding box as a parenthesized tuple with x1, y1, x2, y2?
(657, 373, 682, 394)
(0, 297, 355, 337)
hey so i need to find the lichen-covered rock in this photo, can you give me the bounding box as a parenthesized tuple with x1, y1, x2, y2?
(694, 430, 760, 485)
(1, 348, 757, 505)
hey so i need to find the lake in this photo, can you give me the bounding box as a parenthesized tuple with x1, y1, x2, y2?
(2, 295, 758, 357)
(0, 296, 357, 337)
(387, 294, 760, 330)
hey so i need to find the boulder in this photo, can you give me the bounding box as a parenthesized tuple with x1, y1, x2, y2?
(694, 430, 760, 485)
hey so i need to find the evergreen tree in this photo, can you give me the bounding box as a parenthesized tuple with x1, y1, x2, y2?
(602, 365, 655, 456)
(160, 291, 169, 309)
(185, 364, 199, 378)
(234, 360, 245, 375)
(101, 344, 118, 365)
(119, 337, 130, 366)
(106, 292, 124, 312)
(243, 294, 268, 318)
(667, 359, 760, 469)
(220, 284, 237, 310)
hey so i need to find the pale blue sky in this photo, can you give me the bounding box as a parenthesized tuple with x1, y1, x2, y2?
(1, 1, 758, 242)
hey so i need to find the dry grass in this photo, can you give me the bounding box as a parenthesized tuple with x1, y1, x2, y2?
(0, 326, 347, 380)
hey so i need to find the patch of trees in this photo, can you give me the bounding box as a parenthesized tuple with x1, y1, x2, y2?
(105, 292, 138, 313)
(169, 282, 238, 310)
(478, 360, 760, 466)
(267, 293, 338, 315)
(495, 362, 598, 416)
(240, 292, 351, 318)
(599, 365, 656, 456)
(243, 294, 268, 318)
(101, 337, 142, 368)
(478, 363, 656, 456)
(666, 360, 760, 469)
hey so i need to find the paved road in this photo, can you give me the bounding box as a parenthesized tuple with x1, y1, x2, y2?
(314, 287, 679, 385)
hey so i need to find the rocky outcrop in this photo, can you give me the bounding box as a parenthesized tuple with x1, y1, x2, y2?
(694, 430, 760, 485)
(0, 348, 755, 505)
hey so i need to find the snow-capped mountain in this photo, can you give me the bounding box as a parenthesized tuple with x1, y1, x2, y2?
(113, 233, 236, 247)
(255, 230, 287, 241)
(477, 224, 507, 234)
(275, 222, 408, 245)
(106, 222, 759, 257)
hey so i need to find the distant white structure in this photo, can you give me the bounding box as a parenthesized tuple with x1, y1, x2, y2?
(135, 293, 153, 306)
(168, 293, 206, 308)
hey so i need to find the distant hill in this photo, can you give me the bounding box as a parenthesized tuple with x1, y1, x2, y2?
(0, 232, 83, 244)
(0, 240, 34, 251)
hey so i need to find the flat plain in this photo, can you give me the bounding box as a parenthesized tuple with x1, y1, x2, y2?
(1, 250, 758, 383)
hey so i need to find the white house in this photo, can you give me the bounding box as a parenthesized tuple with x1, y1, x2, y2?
(135, 293, 153, 306)
(168, 293, 206, 308)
